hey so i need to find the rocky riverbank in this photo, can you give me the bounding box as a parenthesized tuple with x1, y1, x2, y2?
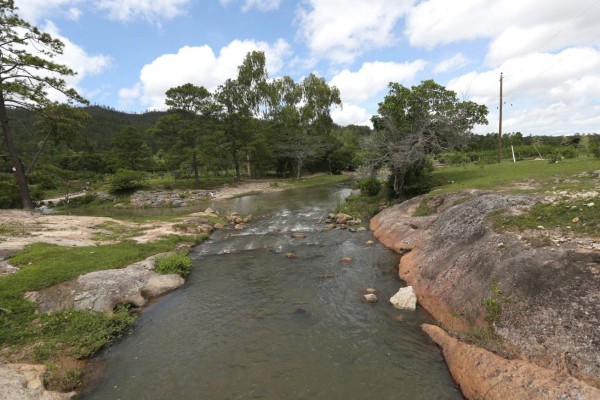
(370, 190, 600, 399)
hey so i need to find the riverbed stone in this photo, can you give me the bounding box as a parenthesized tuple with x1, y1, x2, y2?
(141, 274, 185, 298)
(363, 294, 378, 303)
(390, 286, 417, 310)
(341, 257, 352, 263)
(291, 232, 306, 238)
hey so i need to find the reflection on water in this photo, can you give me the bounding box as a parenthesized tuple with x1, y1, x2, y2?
(82, 184, 462, 400)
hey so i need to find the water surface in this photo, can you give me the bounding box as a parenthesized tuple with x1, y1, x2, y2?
(82, 185, 462, 400)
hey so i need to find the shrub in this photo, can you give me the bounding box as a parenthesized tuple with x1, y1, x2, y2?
(0, 180, 21, 208)
(591, 144, 600, 158)
(358, 177, 382, 197)
(560, 147, 577, 159)
(548, 152, 562, 164)
(108, 169, 145, 194)
(155, 253, 192, 277)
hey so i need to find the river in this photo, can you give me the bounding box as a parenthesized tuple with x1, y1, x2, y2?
(81, 184, 462, 399)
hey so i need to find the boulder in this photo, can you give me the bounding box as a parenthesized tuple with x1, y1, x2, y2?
(390, 286, 417, 310)
(141, 274, 185, 298)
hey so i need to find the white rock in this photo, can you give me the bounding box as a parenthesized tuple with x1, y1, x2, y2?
(363, 294, 378, 303)
(390, 286, 417, 310)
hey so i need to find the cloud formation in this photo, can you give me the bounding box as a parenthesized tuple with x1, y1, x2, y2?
(330, 60, 426, 104)
(120, 39, 291, 110)
(219, 0, 281, 12)
(297, 0, 415, 63)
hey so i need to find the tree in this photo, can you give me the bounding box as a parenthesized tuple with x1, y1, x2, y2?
(269, 73, 341, 178)
(152, 83, 216, 184)
(368, 80, 488, 195)
(215, 51, 270, 182)
(0, 0, 87, 209)
(111, 126, 152, 171)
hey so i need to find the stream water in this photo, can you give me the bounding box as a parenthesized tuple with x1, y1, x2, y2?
(81, 184, 462, 400)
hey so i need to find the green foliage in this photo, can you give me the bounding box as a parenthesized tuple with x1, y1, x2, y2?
(327, 147, 355, 174)
(560, 147, 577, 159)
(548, 151, 562, 164)
(38, 306, 135, 359)
(111, 126, 153, 171)
(108, 169, 145, 193)
(358, 177, 382, 196)
(155, 253, 192, 277)
(482, 276, 512, 323)
(0, 180, 21, 208)
(591, 143, 600, 158)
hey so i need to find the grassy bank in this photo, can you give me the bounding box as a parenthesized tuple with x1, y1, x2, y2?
(0, 234, 201, 390)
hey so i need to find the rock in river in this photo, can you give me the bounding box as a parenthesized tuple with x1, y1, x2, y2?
(390, 286, 417, 310)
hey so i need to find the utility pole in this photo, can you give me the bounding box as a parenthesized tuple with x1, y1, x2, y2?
(498, 72, 503, 163)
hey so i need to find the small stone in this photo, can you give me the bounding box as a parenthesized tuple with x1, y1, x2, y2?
(284, 253, 296, 259)
(213, 223, 224, 230)
(497, 243, 505, 248)
(365, 240, 374, 245)
(324, 224, 336, 230)
(341, 257, 352, 263)
(234, 223, 245, 230)
(356, 227, 367, 232)
(537, 225, 545, 230)
(586, 202, 595, 207)
(204, 207, 215, 214)
(348, 227, 357, 233)
(291, 232, 306, 239)
(572, 217, 579, 223)
(363, 294, 378, 303)
(365, 288, 377, 294)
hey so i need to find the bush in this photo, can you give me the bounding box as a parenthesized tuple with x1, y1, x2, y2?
(591, 144, 600, 158)
(358, 177, 382, 197)
(560, 147, 577, 159)
(155, 253, 192, 277)
(108, 169, 145, 194)
(0, 180, 21, 208)
(548, 152, 562, 164)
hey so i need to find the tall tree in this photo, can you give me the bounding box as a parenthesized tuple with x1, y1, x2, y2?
(153, 83, 215, 184)
(111, 126, 152, 171)
(0, 0, 87, 209)
(269, 73, 342, 178)
(215, 51, 270, 182)
(368, 80, 488, 195)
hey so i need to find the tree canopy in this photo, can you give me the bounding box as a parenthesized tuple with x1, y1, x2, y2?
(0, 0, 87, 208)
(368, 80, 488, 195)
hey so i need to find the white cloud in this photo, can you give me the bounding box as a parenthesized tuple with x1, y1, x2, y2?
(331, 103, 372, 127)
(14, 0, 83, 23)
(297, 0, 416, 63)
(220, 0, 281, 12)
(433, 53, 469, 74)
(406, 0, 600, 64)
(120, 39, 291, 110)
(448, 47, 600, 134)
(43, 22, 112, 81)
(330, 60, 426, 104)
(96, 0, 191, 23)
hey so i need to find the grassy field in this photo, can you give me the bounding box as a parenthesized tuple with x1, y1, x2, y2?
(430, 157, 600, 194)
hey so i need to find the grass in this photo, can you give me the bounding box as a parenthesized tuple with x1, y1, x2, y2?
(431, 157, 600, 194)
(91, 221, 147, 241)
(154, 253, 192, 277)
(0, 234, 199, 385)
(0, 221, 30, 237)
(412, 199, 436, 216)
(491, 196, 600, 237)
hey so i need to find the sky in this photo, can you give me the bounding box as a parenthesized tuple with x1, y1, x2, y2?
(12, 0, 600, 135)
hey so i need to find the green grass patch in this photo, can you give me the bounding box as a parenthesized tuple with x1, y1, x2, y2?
(412, 199, 436, 217)
(430, 158, 600, 194)
(491, 197, 600, 237)
(0, 221, 30, 237)
(272, 174, 352, 190)
(91, 221, 146, 241)
(155, 253, 192, 277)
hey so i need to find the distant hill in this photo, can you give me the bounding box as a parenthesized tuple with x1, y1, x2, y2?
(8, 105, 168, 154)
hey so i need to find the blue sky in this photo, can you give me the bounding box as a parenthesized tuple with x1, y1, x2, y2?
(14, 0, 600, 135)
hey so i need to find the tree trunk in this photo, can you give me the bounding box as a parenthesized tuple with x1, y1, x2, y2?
(246, 152, 251, 178)
(233, 150, 241, 182)
(0, 91, 34, 210)
(192, 149, 199, 185)
(296, 159, 303, 179)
